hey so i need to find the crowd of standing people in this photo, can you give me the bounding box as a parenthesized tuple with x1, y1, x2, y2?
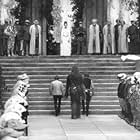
(117, 72, 140, 130)
(0, 18, 140, 56)
(0, 19, 41, 57)
(88, 19, 140, 55)
(48, 18, 140, 56)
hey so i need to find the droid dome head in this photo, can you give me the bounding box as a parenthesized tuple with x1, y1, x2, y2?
(17, 73, 30, 85)
(12, 80, 29, 97)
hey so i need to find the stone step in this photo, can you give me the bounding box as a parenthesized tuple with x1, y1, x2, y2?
(2, 68, 135, 73)
(6, 82, 119, 87)
(2, 91, 118, 99)
(27, 96, 118, 101)
(0, 55, 132, 60)
(2, 74, 133, 79)
(28, 100, 119, 105)
(2, 69, 135, 76)
(0, 55, 135, 115)
(29, 105, 120, 110)
(2, 88, 118, 94)
(29, 109, 121, 115)
(3, 78, 121, 83)
(2, 95, 119, 102)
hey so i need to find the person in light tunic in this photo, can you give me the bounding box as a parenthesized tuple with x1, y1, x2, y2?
(103, 21, 115, 54)
(60, 21, 71, 56)
(118, 20, 128, 54)
(29, 20, 41, 56)
(88, 19, 101, 54)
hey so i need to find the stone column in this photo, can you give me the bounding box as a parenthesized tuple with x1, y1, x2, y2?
(107, 0, 111, 22)
(42, 17, 47, 55)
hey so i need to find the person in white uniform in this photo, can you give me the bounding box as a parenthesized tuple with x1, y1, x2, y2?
(60, 21, 71, 56)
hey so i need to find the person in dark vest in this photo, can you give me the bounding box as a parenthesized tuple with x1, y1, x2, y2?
(49, 75, 65, 116)
(0, 22, 8, 56)
(117, 73, 127, 118)
(0, 24, 5, 56)
(129, 72, 140, 128)
(123, 76, 134, 124)
(82, 73, 94, 116)
(2, 22, 8, 56)
(23, 20, 30, 56)
(75, 21, 86, 55)
(128, 20, 138, 54)
(65, 65, 85, 119)
(15, 19, 24, 56)
(114, 19, 120, 54)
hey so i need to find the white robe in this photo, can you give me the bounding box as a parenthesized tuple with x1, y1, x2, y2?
(88, 24, 100, 54)
(60, 27, 71, 56)
(118, 24, 128, 53)
(103, 24, 115, 54)
(29, 25, 41, 55)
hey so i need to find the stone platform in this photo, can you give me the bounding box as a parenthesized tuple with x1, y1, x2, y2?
(28, 115, 140, 140)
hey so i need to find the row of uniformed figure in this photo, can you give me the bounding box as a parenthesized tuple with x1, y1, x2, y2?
(0, 74, 30, 140)
(0, 19, 41, 57)
(87, 19, 140, 55)
(117, 72, 140, 130)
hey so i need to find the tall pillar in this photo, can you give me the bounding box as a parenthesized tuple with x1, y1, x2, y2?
(107, 0, 111, 22)
(85, 0, 107, 39)
(42, 17, 47, 55)
(31, 0, 41, 21)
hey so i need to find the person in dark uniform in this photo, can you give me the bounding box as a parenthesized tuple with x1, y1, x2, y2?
(82, 74, 94, 116)
(123, 76, 134, 124)
(114, 19, 120, 54)
(117, 73, 128, 118)
(15, 19, 24, 56)
(0, 24, 5, 56)
(2, 22, 8, 56)
(23, 20, 30, 56)
(75, 21, 86, 55)
(128, 20, 139, 54)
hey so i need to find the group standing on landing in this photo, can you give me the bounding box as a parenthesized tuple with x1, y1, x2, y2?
(88, 19, 140, 55)
(0, 19, 41, 56)
(0, 18, 140, 56)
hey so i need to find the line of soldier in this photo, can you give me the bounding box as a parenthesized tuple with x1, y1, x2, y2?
(0, 73, 30, 140)
(117, 72, 140, 130)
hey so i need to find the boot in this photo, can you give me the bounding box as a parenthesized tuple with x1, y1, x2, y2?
(11, 48, 15, 56)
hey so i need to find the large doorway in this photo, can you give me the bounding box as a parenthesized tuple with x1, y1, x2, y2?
(84, 0, 107, 29)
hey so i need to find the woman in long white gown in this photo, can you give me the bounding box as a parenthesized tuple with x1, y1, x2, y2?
(60, 21, 71, 56)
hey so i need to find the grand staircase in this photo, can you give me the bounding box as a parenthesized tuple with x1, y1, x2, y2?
(0, 55, 136, 115)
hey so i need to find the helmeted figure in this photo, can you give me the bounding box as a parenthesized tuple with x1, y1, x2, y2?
(128, 72, 140, 129)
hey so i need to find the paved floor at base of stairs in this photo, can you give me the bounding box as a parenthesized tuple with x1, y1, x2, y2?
(28, 115, 140, 140)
